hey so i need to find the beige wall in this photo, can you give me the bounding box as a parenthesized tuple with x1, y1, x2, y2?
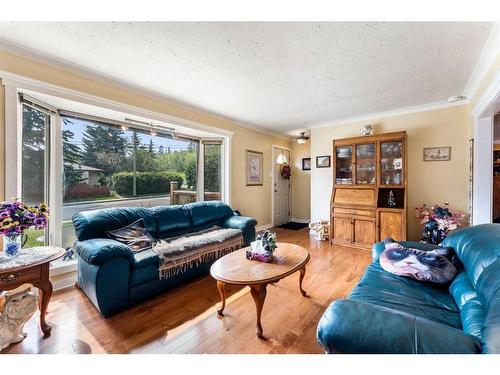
(0, 50, 290, 226)
(291, 141, 311, 221)
(310, 104, 470, 241)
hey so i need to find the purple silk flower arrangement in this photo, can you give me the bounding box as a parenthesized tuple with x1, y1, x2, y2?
(0, 199, 49, 236)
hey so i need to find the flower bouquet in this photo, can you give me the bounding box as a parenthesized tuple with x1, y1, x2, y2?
(246, 230, 278, 263)
(415, 202, 465, 244)
(0, 199, 49, 257)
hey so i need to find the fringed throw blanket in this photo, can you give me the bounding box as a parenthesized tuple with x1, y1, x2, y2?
(152, 226, 243, 280)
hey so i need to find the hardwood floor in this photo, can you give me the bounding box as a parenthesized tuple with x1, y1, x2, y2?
(1, 227, 372, 354)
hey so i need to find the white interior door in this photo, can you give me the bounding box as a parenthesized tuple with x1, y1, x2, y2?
(274, 148, 290, 225)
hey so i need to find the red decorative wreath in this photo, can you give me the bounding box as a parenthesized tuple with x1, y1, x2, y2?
(280, 163, 291, 179)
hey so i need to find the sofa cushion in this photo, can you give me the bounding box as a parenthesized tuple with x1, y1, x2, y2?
(449, 272, 478, 309)
(372, 240, 440, 262)
(461, 297, 485, 338)
(73, 207, 156, 241)
(441, 224, 500, 288)
(151, 205, 192, 236)
(185, 201, 234, 227)
(380, 238, 457, 284)
(349, 262, 461, 329)
(131, 263, 158, 286)
(132, 249, 159, 269)
(105, 218, 155, 253)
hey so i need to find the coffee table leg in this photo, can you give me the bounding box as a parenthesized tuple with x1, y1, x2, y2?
(250, 283, 267, 339)
(216, 281, 226, 316)
(299, 266, 307, 296)
(33, 280, 53, 336)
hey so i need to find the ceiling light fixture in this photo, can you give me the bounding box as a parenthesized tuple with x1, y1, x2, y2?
(121, 121, 130, 131)
(276, 152, 288, 165)
(448, 95, 467, 102)
(296, 132, 310, 144)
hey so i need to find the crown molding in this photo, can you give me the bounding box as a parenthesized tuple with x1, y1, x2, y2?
(471, 71, 500, 119)
(0, 38, 291, 142)
(305, 98, 469, 131)
(463, 23, 500, 100)
(0, 70, 234, 138)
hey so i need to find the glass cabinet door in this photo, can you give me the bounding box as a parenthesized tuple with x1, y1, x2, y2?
(335, 145, 353, 184)
(355, 143, 375, 184)
(380, 140, 404, 185)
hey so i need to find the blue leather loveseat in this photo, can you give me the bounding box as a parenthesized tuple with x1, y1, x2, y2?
(73, 201, 257, 317)
(317, 224, 500, 353)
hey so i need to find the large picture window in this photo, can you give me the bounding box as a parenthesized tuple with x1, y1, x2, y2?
(61, 115, 200, 249)
(6, 84, 229, 273)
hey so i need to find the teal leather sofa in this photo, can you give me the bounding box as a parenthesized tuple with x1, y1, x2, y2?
(317, 224, 500, 353)
(73, 201, 257, 317)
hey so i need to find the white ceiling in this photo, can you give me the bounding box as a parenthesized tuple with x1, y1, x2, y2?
(0, 22, 494, 135)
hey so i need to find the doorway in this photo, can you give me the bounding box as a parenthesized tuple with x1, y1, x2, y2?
(273, 146, 291, 226)
(472, 74, 500, 225)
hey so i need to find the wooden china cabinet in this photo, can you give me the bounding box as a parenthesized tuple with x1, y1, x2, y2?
(330, 131, 407, 250)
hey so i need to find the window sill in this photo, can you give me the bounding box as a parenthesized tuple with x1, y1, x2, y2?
(50, 258, 78, 291)
(50, 258, 77, 276)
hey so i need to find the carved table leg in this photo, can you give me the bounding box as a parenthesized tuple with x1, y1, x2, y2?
(299, 266, 307, 296)
(33, 280, 53, 336)
(216, 281, 226, 316)
(249, 283, 267, 339)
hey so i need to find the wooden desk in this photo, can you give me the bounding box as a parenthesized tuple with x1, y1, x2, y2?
(0, 246, 65, 336)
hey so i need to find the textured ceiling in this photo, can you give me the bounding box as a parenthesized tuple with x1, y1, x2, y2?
(0, 22, 494, 134)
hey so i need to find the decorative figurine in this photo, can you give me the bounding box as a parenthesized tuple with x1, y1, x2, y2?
(62, 246, 76, 261)
(0, 288, 38, 351)
(388, 190, 397, 208)
(309, 221, 330, 241)
(360, 124, 373, 136)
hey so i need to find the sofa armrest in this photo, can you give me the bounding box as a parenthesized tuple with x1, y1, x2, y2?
(317, 299, 481, 354)
(74, 238, 135, 266)
(372, 240, 442, 261)
(222, 215, 257, 246)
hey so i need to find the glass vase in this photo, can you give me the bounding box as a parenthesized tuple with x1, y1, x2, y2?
(3, 233, 22, 257)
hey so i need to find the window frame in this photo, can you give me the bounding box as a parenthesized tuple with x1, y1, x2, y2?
(2, 72, 232, 272)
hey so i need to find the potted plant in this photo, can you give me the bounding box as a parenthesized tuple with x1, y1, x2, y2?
(415, 202, 465, 244)
(0, 199, 49, 257)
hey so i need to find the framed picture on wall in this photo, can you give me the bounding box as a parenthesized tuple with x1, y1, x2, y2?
(246, 150, 263, 186)
(302, 158, 311, 170)
(316, 155, 331, 168)
(423, 147, 451, 161)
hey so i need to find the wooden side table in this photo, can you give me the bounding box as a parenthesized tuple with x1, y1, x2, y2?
(0, 246, 65, 336)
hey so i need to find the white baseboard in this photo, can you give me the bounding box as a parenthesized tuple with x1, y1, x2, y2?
(291, 217, 310, 224)
(256, 223, 273, 232)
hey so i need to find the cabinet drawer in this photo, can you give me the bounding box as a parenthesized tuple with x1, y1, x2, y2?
(333, 208, 374, 217)
(0, 265, 41, 288)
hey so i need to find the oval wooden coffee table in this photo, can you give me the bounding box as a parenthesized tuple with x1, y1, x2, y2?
(210, 242, 310, 338)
